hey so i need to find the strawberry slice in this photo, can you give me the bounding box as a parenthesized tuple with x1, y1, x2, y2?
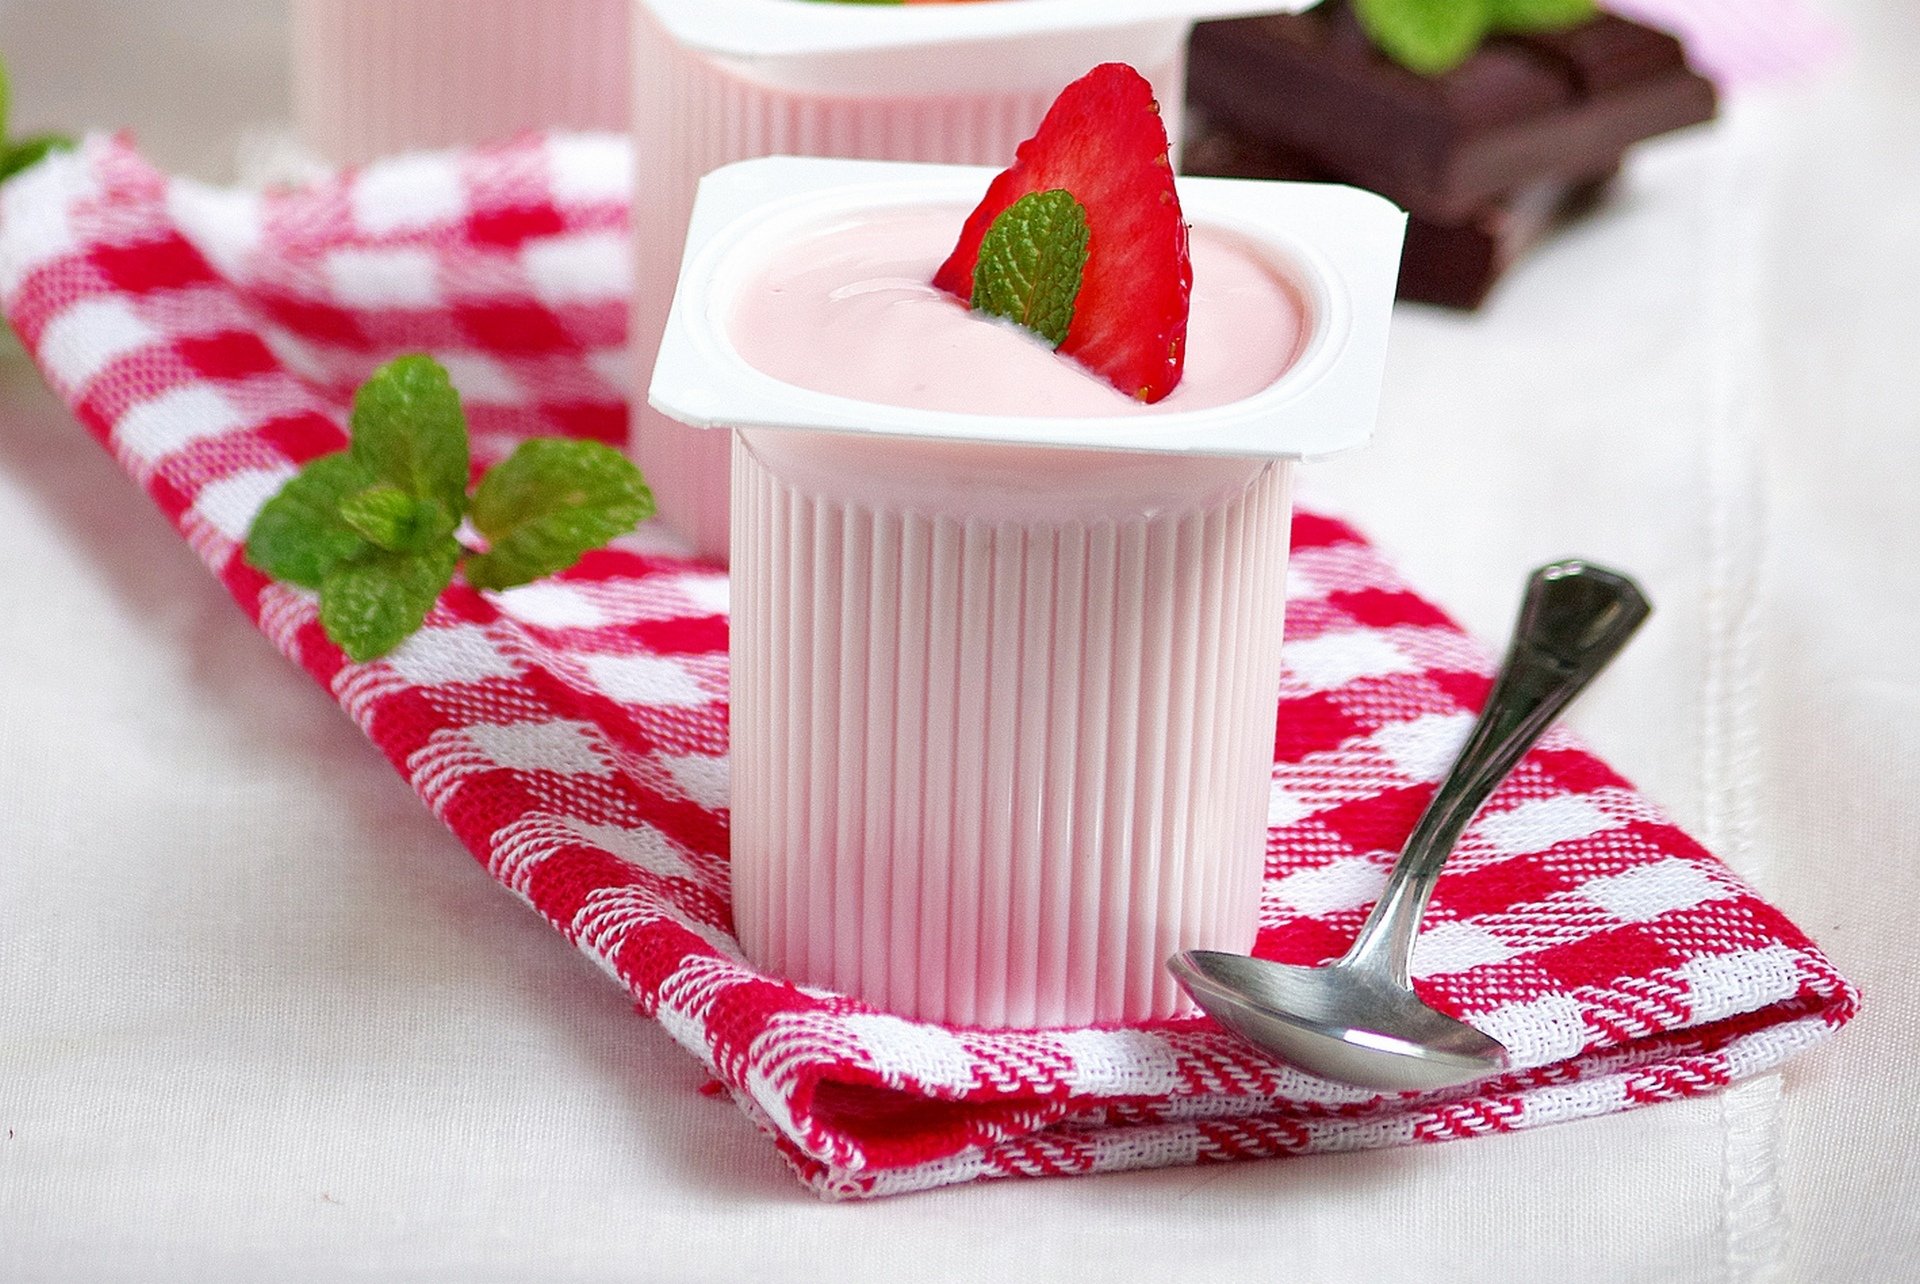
(934, 63, 1191, 403)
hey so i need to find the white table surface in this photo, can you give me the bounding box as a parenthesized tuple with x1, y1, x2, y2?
(1, 2, 1915, 1280)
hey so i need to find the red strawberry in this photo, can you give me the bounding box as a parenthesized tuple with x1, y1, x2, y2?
(933, 63, 1191, 403)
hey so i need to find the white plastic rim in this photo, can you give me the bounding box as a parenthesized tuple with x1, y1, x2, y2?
(292, 0, 631, 165)
(651, 156, 1406, 461)
(637, 0, 1311, 63)
(729, 428, 1296, 1028)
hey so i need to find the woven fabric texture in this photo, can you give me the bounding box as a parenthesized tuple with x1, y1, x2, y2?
(0, 135, 1855, 1199)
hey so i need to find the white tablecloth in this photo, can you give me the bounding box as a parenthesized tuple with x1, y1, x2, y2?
(1, 1, 1915, 1279)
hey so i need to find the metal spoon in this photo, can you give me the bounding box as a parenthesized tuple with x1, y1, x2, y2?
(1170, 560, 1651, 1093)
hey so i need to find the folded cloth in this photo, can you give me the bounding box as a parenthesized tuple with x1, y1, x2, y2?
(0, 135, 1856, 1199)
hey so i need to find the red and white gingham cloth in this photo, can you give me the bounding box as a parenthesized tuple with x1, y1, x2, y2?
(0, 135, 1856, 1198)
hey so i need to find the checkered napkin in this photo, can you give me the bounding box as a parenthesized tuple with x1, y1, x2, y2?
(0, 134, 1855, 1199)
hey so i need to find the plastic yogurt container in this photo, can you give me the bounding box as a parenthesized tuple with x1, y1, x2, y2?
(630, 0, 1313, 561)
(651, 157, 1403, 1027)
(292, 0, 631, 164)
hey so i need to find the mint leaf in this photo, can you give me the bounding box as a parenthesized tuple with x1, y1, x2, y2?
(465, 439, 653, 591)
(338, 482, 456, 553)
(1491, 0, 1596, 31)
(0, 56, 77, 183)
(1, 134, 76, 182)
(319, 543, 460, 662)
(348, 354, 470, 516)
(245, 453, 380, 588)
(1354, 0, 1492, 76)
(970, 189, 1089, 349)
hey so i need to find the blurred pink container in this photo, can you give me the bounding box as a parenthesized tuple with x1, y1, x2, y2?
(652, 159, 1403, 1027)
(293, 0, 630, 165)
(732, 433, 1293, 1025)
(630, 0, 1310, 562)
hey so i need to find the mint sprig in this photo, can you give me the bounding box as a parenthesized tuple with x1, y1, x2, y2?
(245, 354, 654, 661)
(1353, 0, 1596, 77)
(0, 55, 76, 183)
(970, 188, 1090, 350)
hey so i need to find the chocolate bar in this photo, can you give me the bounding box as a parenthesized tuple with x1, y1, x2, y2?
(1186, 2, 1715, 226)
(1182, 126, 1616, 310)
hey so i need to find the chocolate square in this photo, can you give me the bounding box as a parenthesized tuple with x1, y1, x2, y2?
(1186, 1, 1715, 225)
(1182, 126, 1616, 310)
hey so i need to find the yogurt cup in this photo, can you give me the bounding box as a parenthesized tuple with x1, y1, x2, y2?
(293, 0, 630, 165)
(630, 0, 1314, 561)
(651, 157, 1403, 1027)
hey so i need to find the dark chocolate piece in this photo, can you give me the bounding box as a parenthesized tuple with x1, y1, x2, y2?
(1186, 2, 1715, 225)
(1182, 128, 1616, 309)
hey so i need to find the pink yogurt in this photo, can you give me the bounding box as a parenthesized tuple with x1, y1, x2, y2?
(723, 208, 1308, 1028)
(728, 207, 1308, 418)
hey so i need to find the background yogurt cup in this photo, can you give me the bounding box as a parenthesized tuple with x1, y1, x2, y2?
(652, 158, 1403, 1028)
(630, 0, 1313, 562)
(292, 0, 631, 165)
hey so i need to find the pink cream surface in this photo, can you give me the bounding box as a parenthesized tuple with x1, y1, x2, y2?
(726, 206, 1308, 417)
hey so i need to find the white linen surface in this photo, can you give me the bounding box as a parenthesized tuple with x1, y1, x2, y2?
(1, 0, 1914, 1279)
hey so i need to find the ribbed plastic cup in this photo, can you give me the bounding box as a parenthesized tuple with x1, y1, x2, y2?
(293, 0, 630, 165)
(649, 156, 1404, 1029)
(630, 0, 1308, 562)
(732, 432, 1293, 1025)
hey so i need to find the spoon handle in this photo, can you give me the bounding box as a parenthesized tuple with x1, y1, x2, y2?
(1343, 560, 1652, 985)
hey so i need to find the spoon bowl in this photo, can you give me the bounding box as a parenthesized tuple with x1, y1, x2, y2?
(1172, 560, 1651, 1092)
(1170, 949, 1509, 1092)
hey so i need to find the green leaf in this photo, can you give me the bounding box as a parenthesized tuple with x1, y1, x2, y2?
(0, 133, 76, 182)
(969, 188, 1090, 350)
(338, 482, 457, 553)
(244, 452, 380, 589)
(347, 354, 470, 515)
(465, 438, 654, 591)
(1, 56, 79, 184)
(318, 542, 460, 662)
(1490, 0, 1596, 31)
(1353, 0, 1493, 76)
